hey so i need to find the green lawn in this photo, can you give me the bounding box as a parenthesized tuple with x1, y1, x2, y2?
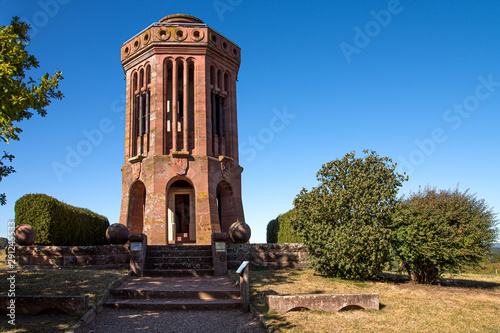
(0, 261, 127, 333)
(250, 269, 500, 332)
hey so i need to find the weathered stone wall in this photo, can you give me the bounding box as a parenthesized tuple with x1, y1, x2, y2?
(12, 245, 129, 269)
(11, 243, 309, 270)
(227, 243, 309, 270)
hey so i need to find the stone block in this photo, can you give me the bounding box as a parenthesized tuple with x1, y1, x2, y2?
(33, 246, 69, 256)
(267, 293, 379, 313)
(0, 295, 89, 316)
(14, 246, 33, 256)
(30, 255, 63, 267)
(105, 254, 130, 264)
(15, 255, 30, 266)
(70, 246, 100, 256)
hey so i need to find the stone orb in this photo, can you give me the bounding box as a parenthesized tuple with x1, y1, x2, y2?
(228, 221, 251, 243)
(14, 224, 36, 245)
(106, 223, 130, 244)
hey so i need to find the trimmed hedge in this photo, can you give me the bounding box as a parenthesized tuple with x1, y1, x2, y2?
(15, 194, 109, 246)
(266, 209, 302, 243)
(266, 218, 278, 243)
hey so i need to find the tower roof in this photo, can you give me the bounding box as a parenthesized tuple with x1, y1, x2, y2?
(160, 14, 204, 24)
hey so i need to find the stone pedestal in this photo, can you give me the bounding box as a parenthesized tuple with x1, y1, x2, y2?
(129, 233, 147, 277)
(211, 233, 228, 276)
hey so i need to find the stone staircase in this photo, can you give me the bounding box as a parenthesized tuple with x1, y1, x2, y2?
(104, 245, 241, 311)
(144, 245, 214, 277)
(104, 276, 241, 310)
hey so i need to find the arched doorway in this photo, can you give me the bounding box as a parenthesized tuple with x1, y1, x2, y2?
(128, 180, 146, 233)
(217, 181, 236, 234)
(167, 179, 195, 244)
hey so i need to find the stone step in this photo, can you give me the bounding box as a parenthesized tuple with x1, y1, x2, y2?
(145, 262, 213, 270)
(110, 289, 240, 300)
(145, 256, 213, 264)
(147, 245, 212, 252)
(104, 298, 241, 311)
(146, 249, 212, 258)
(144, 269, 214, 277)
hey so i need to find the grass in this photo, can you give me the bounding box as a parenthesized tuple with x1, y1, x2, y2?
(250, 269, 500, 332)
(0, 261, 127, 333)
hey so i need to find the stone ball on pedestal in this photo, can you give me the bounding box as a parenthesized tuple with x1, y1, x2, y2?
(14, 224, 36, 245)
(106, 223, 130, 244)
(228, 221, 251, 243)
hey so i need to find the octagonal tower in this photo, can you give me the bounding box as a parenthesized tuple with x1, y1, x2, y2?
(119, 14, 245, 245)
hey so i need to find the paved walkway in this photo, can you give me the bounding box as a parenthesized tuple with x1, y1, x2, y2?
(82, 308, 266, 332)
(82, 275, 266, 332)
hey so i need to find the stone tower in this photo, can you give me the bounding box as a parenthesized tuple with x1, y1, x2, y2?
(119, 14, 245, 245)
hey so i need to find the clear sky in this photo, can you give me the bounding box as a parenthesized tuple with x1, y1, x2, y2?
(1, 0, 499, 243)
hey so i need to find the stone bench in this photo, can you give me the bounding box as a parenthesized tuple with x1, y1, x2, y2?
(0, 295, 89, 316)
(266, 293, 379, 313)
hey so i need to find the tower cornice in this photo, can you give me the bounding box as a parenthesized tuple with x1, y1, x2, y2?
(121, 18, 240, 70)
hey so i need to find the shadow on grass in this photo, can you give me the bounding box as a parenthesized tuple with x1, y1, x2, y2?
(0, 266, 126, 332)
(437, 278, 500, 290)
(262, 312, 298, 331)
(379, 272, 500, 290)
(249, 269, 305, 331)
(0, 267, 127, 303)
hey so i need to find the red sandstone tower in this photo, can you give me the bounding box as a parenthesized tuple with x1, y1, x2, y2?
(119, 14, 245, 245)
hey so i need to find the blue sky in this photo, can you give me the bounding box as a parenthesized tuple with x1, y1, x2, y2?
(1, 0, 499, 243)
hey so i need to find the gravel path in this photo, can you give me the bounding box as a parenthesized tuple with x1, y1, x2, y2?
(82, 308, 266, 333)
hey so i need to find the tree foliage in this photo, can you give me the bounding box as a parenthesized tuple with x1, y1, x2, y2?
(0, 17, 63, 204)
(390, 186, 498, 284)
(266, 217, 278, 243)
(292, 150, 407, 280)
(0, 152, 15, 205)
(0, 237, 8, 249)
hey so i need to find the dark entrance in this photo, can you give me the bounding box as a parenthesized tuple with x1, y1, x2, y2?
(167, 179, 195, 244)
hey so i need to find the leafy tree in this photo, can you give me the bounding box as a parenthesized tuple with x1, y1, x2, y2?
(0, 152, 15, 205)
(390, 186, 498, 284)
(0, 237, 8, 249)
(0, 17, 63, 205)
(292, 150, 407, 280)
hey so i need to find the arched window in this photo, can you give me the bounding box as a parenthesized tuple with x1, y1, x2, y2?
(164, 58, 173, 154)
(211, 65, 227, 156)
(131, 66, 151, 156)
(132, 72, 139, 156)
(164, 58, 195, 154)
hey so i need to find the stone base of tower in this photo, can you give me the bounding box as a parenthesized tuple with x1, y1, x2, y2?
(119, 154, 245, 245)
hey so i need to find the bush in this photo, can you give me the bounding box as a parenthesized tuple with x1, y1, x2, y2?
(15, 194, 109, 246)
(292, 150, 407, 280)
(390, 186, 498, 284)
(267, 210, 302, 243)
